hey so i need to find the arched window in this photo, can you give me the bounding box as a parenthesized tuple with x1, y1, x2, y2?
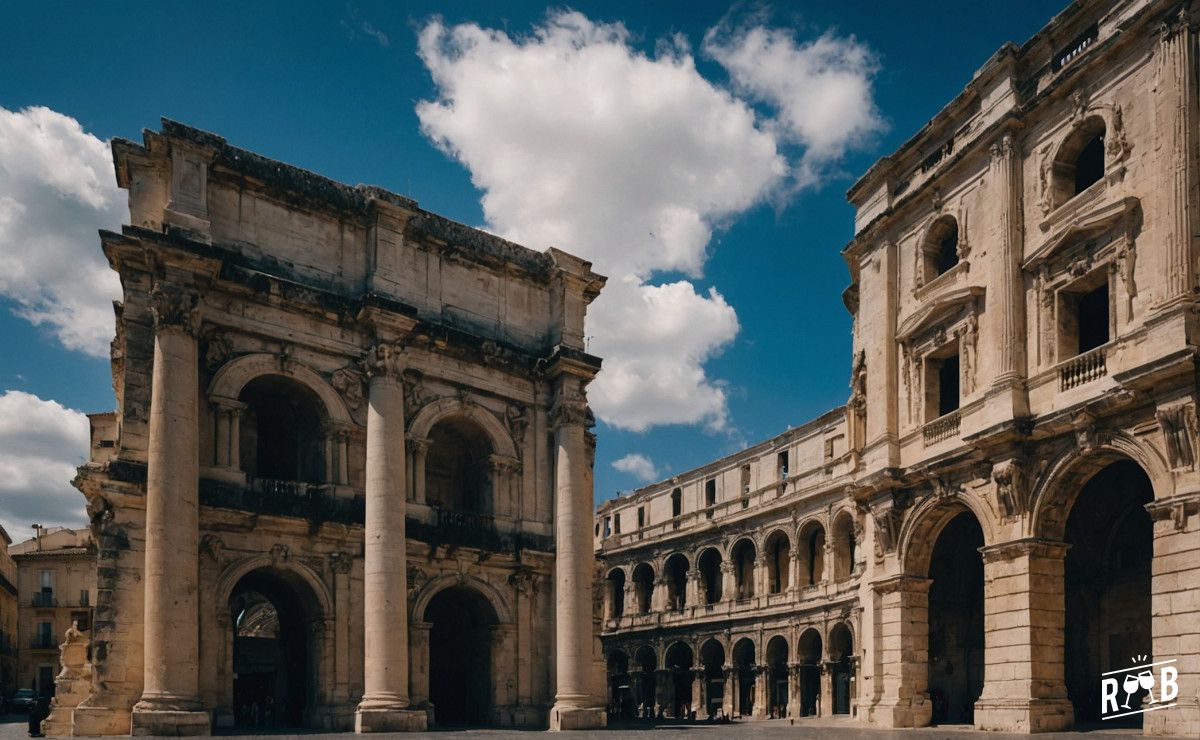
(731, 539, 756, 600)
(764, 531, 790, 594)
(1050, 117, 1106, 208)
(921, 215, 960, 283)
(632, 563, 654, 614)
(238, 376, 326, 484)
(426, 417, 494, 516)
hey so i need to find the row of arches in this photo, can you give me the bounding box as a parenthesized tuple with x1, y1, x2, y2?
(607, 624, 855, 721)
(205, 355, 521, 519)
(901, 457, 1154, 727)
(606, 514, 857, 619)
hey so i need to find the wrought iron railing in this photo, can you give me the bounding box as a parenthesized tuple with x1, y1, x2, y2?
(32, 592, 56, 608)
(1059, 345, 1107, 391)
(923, 409, 961, 445)
(200, 477, 364, 525)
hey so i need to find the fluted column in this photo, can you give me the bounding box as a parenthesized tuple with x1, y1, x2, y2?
(990, 132, 1027, 386)
(355, 342, 425, 733)
(1157, 6, 1197, 309)
(131, 284, 209, 736)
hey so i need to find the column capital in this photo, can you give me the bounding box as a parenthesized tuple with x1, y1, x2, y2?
(406, 435, 432, 454)
(360, 341, 406, 382)
(978, 537, 1069, 563)
(150, 282, 202, 335)
(870, 573, 931, 595)
(210, 396, 246, 414)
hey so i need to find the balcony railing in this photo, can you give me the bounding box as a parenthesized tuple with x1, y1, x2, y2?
(923, 409, 961, 445)
(31, 592, 56, 607)
(1059, 345, 1107, 391)
(200, 477, 364, 525)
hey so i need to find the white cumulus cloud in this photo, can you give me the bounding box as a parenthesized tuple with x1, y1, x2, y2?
(0, 390, 90, 542)
(611, 452, 661, 483)
(0, 105, 125, 357)
(414, 10, 880, 432)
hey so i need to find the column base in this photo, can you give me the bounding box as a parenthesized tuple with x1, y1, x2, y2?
(354, 706, 428, 733)
(974, 697, 1073, 733)
(548, 703, 606, 731)
(870, 695, 932, 728)
(1144, 696, 1199, 737)
(130, 707, 210, 736)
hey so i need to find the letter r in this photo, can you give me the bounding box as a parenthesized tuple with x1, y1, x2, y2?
(1101, 677, 1120, 714)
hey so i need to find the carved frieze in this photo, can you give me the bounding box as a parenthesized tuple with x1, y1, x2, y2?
(991, 459, 1028, 519)
(331, 366, 366, 411)
(328, 551, 353, 574)
(1157, 403, 1197, 470)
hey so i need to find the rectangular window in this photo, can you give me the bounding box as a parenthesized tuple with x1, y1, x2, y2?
(671, 488, 682, 518)
(1056, 272, 1111, 361)
(40, 570, 52, 591)
(777, 451, 789, 480)
(705, 479, 716, 507)
(637, 507, 645, 529)
(602, 516, 611, 538)
(79, 589, 89, 607)
(613, 513, 621, 535)
(925, 348, 961, 421)
(740, 464, 751, 493)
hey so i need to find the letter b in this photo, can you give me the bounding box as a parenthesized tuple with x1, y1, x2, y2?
(1159, 666, 1179, 703)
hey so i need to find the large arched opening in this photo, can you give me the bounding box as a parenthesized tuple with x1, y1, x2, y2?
(425, 586, 499, 726)
(664, 554, 689, 612)
(631, 563, 654, 614)
(606, 568, 626, 620)
(425, 417, 494, 517)
(829, 623, 854, 715)
(1051, 116, 1107, 206)
(1062, 459, 1153, 726)
(766, 635, 789, 718)
(832, 512, 855, 581)
(633, 645, 657, 718)
(697, 548, 723, 604)
(607, 650, 632, 719)
(699, 639, 725, 719)
(926, 510, 985, 726)
(664, 642, 694, 718)
(238, 376, 326, 484)
(798, 521, 826, 587)
(731, 638, 756, 718)
(797, 628, 822, 717)
(764, 530, 790, 594)
(228, 568, 321, 729)
(731, 539, 756, 600)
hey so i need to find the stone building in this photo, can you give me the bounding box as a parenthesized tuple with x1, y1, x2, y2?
(0, 525, 17, 700)
(64, 120, 607, 735)
(596, 0, 1198, 735)
(11, 528, 95, 696)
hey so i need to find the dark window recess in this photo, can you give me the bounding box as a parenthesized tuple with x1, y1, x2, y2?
(1074, 133, 1105, 194)
(705, 479, 716, 507)
(637, 507, 645, 529)
(1077, 284, 1110, 353)
(935, 220, 959, 275)
(919, 137, 955, 173)
(1052, 24, 1098, 71)
(777, 451, 789, 479)
(671, 488, 682, 518)
(938, 355, 961, 417)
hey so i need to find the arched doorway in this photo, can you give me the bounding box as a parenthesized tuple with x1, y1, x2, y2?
(766, 635, 789, 718)
(699, 639, 725, 719)
(926, 510, 984, 725)
(829, 623, 854, 715)
(632, 563, 654, 614)
(798, 628, 822, 717)
(731, 539, 756, 600)
(238, 375, 326, 484)
(1063, 460, 1153, 726)
(664, 642, 694, 718)
(697, 548, 722, 604)
(425, 586, 499, 726)
(426, 417, 494, 516)
(764, 531, 790, 594)
(607, 650, 631, 719)
(228, 569, 319, 728)
(633, 645, 657, 718)
(732, 638, 755, 718)
(798, 521, 825, 587)
(664, 553, 688, 612)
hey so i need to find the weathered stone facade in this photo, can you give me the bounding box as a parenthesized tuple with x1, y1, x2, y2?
(66, 120, 608, 735)
(597, 0, 1199, 735)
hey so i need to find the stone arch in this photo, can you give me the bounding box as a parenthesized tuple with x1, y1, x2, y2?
(831, 510, 856, 582)
(409, 573, 515, 625)
(920, 213, 961, 279)
(730, 537, 757, 600)
(797, 518, 827, 586)
(208, 353, 353, 426)
(215, 553, 334, 619)
(407, 396, 517, 459)
(763, 529, 791, 594)
(1029, 435, 1172, 542)
(899, 493, 994, 577)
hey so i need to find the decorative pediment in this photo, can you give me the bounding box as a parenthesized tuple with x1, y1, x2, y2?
(1026, 196, 1140, 270)
(897, 285, 984, 343)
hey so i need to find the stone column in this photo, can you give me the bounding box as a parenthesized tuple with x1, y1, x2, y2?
(788, 552, 802, 597)
(548, 374, 606, 730)
(408, 622, 431, 708)
(820, 662, 833, 718)
(692, 670, 704, 718)
(213, 402, 230, 468)
(330, 553, 353, 707)
(355, 342, 425, 733)
(228, 404, 241, 472)
(652, 576, 668, 613)
(787, 663, 801, 718)
(685, 569, 702, 609)
(720, 562, 736, 603)
(1156, 7, 1197, 310)
(752, 666, 768, 718)
(974, 539, 1073, 732)
(337, 427, 350, 486)
(871, 575, 933, 727)
(754, 556, 767, 601)
(990, 132, 1025, 386)
(622, 583, 636, 622)
(131, 284, 209, 736)
(722, 667, 734, 718)
(409, 437, 429, 505)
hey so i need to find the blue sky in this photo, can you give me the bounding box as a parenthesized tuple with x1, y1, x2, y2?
(0, 1, 1064, 536)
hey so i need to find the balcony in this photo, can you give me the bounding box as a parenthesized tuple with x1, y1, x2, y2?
(30, 635, 57, 650)
(31, 592, 56, 608)
(200, 476, 364, 525)
(1058, 344, 1107, 391)
(923, 409, 961, 445)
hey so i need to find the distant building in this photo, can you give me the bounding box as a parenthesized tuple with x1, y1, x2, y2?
(0, 526, 18, 700)
(11, 528, 96, 696)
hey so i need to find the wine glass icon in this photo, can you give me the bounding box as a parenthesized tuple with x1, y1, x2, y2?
(1138, 669, 1157, 704)
(1121, 673, 1140, 709)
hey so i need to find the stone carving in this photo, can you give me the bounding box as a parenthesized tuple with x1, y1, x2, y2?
(199, 534, 225, 563)
(360, 340, 404, 380)
(1038, 144, 1055, 215)
(41, 621, 92, 736)
(848, 351, 867, 412)
(402, 369, 425, 412)
(1116, 243, 1137, 320)
(991, 459, 1027, 519)
(989, 132, 1015, 164)
(957, 313, 978, 395)
(1069, 90, 1088, 122)
(203, 332, 232, 371)
(1157, 403, 1197, 469)
(149, 282, 201, 334)
(328, 551, 353, 574)
(1106, 103, 1131, 161)
(505, 405, 529, 445)
(331, 366, 365, 411)
(269, 543, 290, 564)
(929, 477, 960, 500)
(407, 564, 428, 596)
(1073, 411, 1101, 452)
(870, 492, 910, 560)
(551, 386, 590, 428)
